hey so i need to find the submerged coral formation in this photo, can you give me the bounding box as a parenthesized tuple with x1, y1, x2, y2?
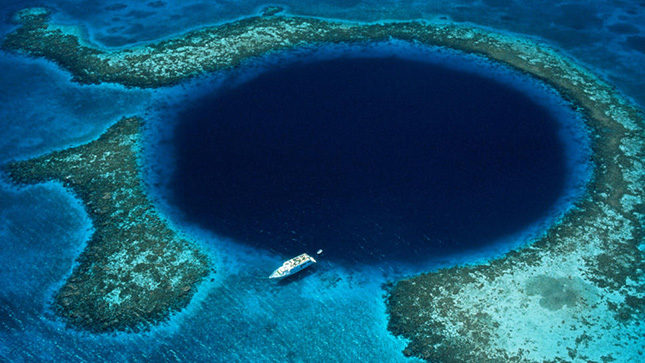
(3, 6, 644, 360)
(386, 48, 645, 362)
(5, 118, 211, 333)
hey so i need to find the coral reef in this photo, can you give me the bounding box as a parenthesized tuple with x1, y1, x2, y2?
(3, 7, 643, 360)
(5, 118, 211, 333)
(386, 47, 645, 362)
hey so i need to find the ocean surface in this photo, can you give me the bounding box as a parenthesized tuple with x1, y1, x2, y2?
(170, 56, 569, 264)
(0, 0, 642, 362)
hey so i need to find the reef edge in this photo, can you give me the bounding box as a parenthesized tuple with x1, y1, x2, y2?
(4, 117, 212, 333)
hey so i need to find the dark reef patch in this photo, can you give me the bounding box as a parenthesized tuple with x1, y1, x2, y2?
(626, 35, 645, 53)
(148, 1, 166, 8)
(554, 4, 603, 30)
(171, 56, 567, 263)
(104, 3, 128, 12)
(482, 0, 514, 8)
(607, 23, 640, 35)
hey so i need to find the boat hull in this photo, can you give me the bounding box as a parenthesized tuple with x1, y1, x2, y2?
(269, 253, 316, 279)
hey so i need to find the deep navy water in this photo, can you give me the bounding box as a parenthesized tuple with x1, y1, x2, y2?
(0, 0, 642, 361)
(172, 57, 566, 264)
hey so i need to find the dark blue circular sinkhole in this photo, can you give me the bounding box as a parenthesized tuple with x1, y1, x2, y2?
(170, 56, 567, 264)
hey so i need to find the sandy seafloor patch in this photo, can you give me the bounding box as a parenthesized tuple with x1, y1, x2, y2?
(0, 0, 642, 362)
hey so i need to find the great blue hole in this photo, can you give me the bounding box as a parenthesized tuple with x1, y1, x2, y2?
(170, 56, 568, 264)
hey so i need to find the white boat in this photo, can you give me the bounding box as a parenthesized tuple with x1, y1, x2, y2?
(269, 253, 317, 279)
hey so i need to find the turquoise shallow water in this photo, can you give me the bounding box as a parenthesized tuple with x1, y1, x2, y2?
(0, 1, 641, 362)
